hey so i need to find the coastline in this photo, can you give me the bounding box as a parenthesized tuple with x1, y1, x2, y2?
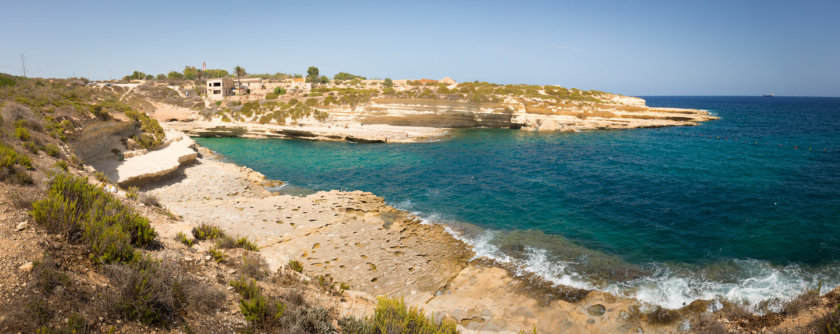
(149, 98, 717, 144)
(137, 135, 693, 333)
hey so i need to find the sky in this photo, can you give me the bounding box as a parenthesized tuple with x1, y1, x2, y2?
(1, 0, 838, 96)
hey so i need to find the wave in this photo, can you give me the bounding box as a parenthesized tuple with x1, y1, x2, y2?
(397, 204, 840, 312)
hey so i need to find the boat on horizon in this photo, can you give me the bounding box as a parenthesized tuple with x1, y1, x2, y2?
(763, 93, 775, 97)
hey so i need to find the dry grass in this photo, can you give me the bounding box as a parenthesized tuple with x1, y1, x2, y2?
(239, 253, 269, 280)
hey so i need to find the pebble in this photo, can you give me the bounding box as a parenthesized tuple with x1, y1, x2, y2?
(15, 221, 27, 231)
(18, 262, 33, 273)
(227, 269, 236, 274)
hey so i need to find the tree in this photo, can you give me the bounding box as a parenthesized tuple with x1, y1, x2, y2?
(333, 72, 366, 81)
(384, 78, 393, 88)
(156, 74, 166, 80)
(167, 71, 184, 80)
(124, 70, 146, 81)
(183, 66, 199, 80)
(306, 66, 319, 84)
(319, 75, 329, 84)
(234, 66, 246, 94)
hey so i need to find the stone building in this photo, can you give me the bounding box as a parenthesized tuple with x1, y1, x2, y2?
(206, 78, 233, 100)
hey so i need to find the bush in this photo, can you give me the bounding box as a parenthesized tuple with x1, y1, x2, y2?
(230, 276, 262, 299)
(105, 258, 177, 326)
(30, 258, 70, 295)
(372, 297, 456, 333)
(239, 254, 269, 280)
(273, 87, 286, 95)
(94, 171, 109, 184)
(14, 122, 30, 141)
(125, 110, 165, 149)
(30, 173, 156, 264)
(208, 248, 225, 262)
(175, 232, 194, 247)
(265, 93, 278, 100)
(54, 160, 68, 172)
(289, 260, 303, 273)
(23, 141, 39, 154)
(339, 297, 455, 334)
(139, 192, 160, 207)
(192, 223, 225, 240)
(44, 144, 60, 157)
(36, 312, 88, 333)
(240, 294, 286, 328)
(125, 186, 138, 200)
(1, 142, 26, 168)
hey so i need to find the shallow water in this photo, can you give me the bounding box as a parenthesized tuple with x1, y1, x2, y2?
(196, 96, 840, 309)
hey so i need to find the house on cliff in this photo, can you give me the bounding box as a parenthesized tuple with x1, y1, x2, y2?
(206, 78, 233, 101)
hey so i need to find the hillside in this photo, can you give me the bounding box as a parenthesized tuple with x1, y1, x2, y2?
(117, 76, 717, 142)
(1, 72, 834, 333)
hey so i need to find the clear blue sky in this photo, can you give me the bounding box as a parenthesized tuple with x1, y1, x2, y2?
(1, 0, 838, 96)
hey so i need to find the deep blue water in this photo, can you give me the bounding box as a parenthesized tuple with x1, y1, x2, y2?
(195, 96, 840, 308)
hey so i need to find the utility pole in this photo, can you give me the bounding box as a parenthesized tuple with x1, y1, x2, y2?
(20, 54, 26, 77)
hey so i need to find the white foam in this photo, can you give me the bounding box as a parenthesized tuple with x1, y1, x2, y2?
(395, 208, 840, 311)
(607, 259, 840, 311)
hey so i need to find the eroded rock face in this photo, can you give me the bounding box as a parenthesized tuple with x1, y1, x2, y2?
(74, 120, 136, 161)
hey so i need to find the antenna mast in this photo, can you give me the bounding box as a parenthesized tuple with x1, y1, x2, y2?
(20, 54, 27, 77)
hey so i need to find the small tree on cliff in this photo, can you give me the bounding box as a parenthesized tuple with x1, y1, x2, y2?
(384, 78, 393, 88)
(234, 66, 246, 94)
(306, 66, 320, 87)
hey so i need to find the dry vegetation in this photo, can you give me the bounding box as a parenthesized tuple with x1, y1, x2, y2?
(0, 72, 481, 333)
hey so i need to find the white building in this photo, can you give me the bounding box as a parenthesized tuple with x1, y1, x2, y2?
(206, 78, 233, 100)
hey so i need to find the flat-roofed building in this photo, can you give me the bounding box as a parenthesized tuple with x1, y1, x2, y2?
(206, 78, 233, 100)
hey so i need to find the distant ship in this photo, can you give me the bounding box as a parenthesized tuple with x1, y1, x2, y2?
(763, 93, 774, 97)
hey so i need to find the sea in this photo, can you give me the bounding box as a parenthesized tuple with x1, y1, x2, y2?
(195, 96, 840, 311)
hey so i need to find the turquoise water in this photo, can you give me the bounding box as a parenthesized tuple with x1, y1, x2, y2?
(196, 97, 840, 309)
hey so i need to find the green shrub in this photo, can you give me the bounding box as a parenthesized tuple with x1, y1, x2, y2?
(36, 312, 88, 333)
(83, 219, 136, 263)
(30, 173, 156, 263)
(23, 141, 39, 154)
(126, 186, 139, 200)
(233, 236, 259, 251)
(289, 260, 303, 273)
(192, 223, 225, 240)
(94, 171, 109, 184)
(273, 87, 286, 95)
(44, 144, 60, 157)
(0, 165, 33, 184)
(265, 93, 279, 100)
(125, 110, 165, 149)
(338, 297, 455, 334)
(105, 258, 177, 326)
(14, 122, 30, 141)
(54, 160, 68, 171)
(175, 232, 194, 247)
(230, 276, 261, 299)
(240, 294, 286, 328)
(372, 297, 456, 333)
(208, 247, 225, 262)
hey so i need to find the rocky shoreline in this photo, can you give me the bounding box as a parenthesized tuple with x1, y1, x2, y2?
(132, 133, 693, 333)
(149, 97, 717, 144)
